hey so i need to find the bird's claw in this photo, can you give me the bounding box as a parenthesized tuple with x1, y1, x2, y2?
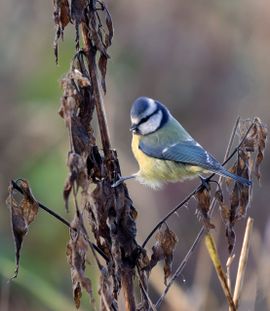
(199, 176, 210, 191)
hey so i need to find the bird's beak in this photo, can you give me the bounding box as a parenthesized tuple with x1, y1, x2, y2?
(130, 124, 138, 133)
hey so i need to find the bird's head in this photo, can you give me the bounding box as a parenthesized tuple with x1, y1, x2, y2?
(130, 97, 170, 136)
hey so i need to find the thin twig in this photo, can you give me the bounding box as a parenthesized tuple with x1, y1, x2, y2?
(233, 217, 254, 310)
(136, 266, 157, 311)
(143, 118, 252, 249)
(11, 180, 109, 262)
(155, 227, 205, 309)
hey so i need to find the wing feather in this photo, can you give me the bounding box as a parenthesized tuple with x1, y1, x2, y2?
(139, 139, 222, 172)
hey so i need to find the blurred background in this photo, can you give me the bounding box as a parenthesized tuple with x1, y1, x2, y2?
(0, 0, 269, 310)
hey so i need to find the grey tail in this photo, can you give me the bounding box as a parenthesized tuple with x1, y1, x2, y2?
(216, 167, 252, 186)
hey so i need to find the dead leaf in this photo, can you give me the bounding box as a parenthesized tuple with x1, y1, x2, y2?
(215, 189, 230, 224)
(64, 152, 88, 211)
(66, 215, 93, 309)
(254, 118, 267, 182)
(6, 180, 39, 279)
(196, 187, 215, 229)
(148, 227, 178, 285)
(98, 54, 108, 93)
(53, 0, 71, 63)
(99, 267, 114, 311)
(226, 226, 236, 254)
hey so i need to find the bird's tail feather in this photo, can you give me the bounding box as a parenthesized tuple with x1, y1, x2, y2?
(217, 167, 252, 186)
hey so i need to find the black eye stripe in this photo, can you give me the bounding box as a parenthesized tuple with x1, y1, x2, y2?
(138, 109, 159, 126)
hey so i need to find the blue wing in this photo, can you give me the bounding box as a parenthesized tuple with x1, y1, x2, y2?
(139, 139, 251, 185)
(139, 139, 222, 171)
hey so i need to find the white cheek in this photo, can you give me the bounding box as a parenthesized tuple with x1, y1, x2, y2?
(138, 110, 163, 135)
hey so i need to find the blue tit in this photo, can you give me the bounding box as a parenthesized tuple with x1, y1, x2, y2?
(113, 96, 251, 189)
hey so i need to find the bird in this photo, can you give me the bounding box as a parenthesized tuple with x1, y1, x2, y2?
(112, 96, 251, 189)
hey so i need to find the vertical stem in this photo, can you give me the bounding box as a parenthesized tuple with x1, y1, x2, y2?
(80, 13, 136, 311)
(233, 217, 254, 309)
(121, 268, 136, 311)
(81, 23, 111, 159)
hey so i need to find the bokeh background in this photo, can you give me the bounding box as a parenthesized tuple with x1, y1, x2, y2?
(0, 1, 269, 310)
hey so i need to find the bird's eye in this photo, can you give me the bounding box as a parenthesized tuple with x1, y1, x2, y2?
(139, 109, 159, 125)
(140, 115, 151, 124)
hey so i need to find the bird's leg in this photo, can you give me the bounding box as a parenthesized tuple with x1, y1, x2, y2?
(111, 174, 136, 187)
(199, 175, 210, 191)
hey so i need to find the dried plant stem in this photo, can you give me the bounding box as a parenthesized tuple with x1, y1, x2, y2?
(80, 14, 137, 311)
(136, 267, 157, 311)
(121, 268, 136, 311)
(232, 217, 254, 310)
(226, 254, 235, 294)
(81, 23, 111, 158)
(204, 233, 236, 311)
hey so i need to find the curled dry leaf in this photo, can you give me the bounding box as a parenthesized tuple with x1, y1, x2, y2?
(53, 0, 71, 63)
(6, 180, 39, 279)
(66, 215, 93, 309)
(64, 152, 88, 211)
(71, 0, 88, 49)
(148, 227, 178, 285)
(195, 187, 215, 229)
(97, 4, 114, 93)
(59, 68, 91, 124)
(239, 117, 267, 183)
(253, 118, 267, 182)
(219, 117, 267, 253)
(215, 189, 230, 225)
(99, 267, 115, 311)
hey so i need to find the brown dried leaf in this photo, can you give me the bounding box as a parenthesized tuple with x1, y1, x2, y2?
(54, 0, 70, 29)
(254, 118, 267, 182)
(6, 180, 39, 279)
(148, 227, 178, 285)
(53, 0, 71, 63)
(66, 216, 93, 309)
(71, 69, 91, 88)
(70, 0, 87, 23)
(226, 226, 236, 254)
(98, 54, 108, 93)
(99, 267, 114, 311)
(238, 117, 267, 183)
(215, 190, 230, 224)
(225, 164, 237, 187)
(195, 187, 215, 229)
(104, 6, 114, 48)
(230, 183, 239, 219)
(237, 184, 250, 220)
(64, 152, 88, 210)
(71, 116, 91, 155)
(97, 5, 113, 94)
(70, 0, 88, 49)
(59, 69, 91, 124)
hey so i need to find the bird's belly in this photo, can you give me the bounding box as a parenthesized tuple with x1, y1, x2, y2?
(131, 135, 203, 188)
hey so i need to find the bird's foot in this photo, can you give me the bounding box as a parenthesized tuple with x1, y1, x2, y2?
(111, 174, 135, 188)
(199, 175, 210, 191)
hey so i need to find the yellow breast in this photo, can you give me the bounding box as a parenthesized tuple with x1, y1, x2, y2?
(131, 134, 204, 188)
